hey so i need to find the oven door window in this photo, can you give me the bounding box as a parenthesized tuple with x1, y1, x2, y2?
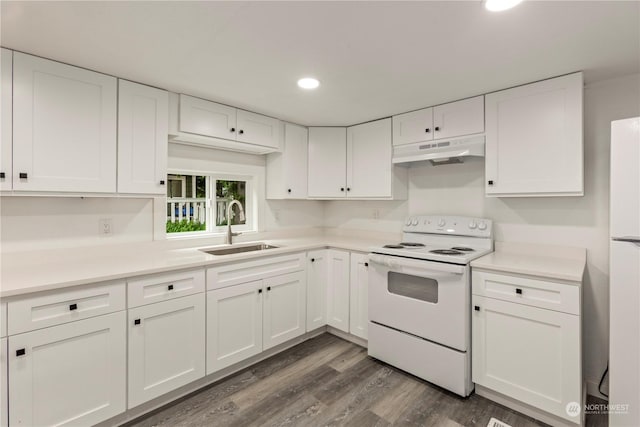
(388, 272, 438, 303)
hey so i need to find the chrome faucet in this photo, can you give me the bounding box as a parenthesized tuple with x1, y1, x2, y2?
(226, 199, 245, 245)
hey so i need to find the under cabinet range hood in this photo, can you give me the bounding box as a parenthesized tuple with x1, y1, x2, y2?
(392, 134, 485, 165)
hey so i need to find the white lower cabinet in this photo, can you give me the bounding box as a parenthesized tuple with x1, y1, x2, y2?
(128, 294, 205, 408)
(349, 253, 369, 340)
(206, 280, 263, 374)
(306, 250, 328, 331)
(326, 249, 350, 332)
(8, 311, 126, 426)
(472, 270, 582, 424)
(263, 272, 306, 350)
(0, 338, 6, 427)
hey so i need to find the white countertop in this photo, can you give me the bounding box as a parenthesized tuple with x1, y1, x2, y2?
(471, 241, 586, 283)
(0, 235, 389, 299)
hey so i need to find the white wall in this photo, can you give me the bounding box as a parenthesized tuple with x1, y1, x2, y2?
(324, 72, 640, 396)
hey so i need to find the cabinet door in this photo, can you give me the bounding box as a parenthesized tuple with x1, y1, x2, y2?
(432, 96, 484, 140)
(206, 281, 262, 374)
(117, 80, 168, 194)
(485, 73, 583, 197)
(263, 271, 306, 350)
(349, 253, 369, 340)
(308, 127, 347, 198)
(283, 123, 308, 198)
(326, 249, 350, 333)
(306, 250, 328, 331)
(347, 118, 392, 198)
(9, 312, 126, 427)
(392, 107, 433, 146)
(179, 94, 237, 140)
(236, 109, 280, 149)
(13, 52, 117, 193)
(128, 294, 205, 408)
(472, 295, 581, 423)
(0, 338, 6, 427)
(0, 48, 11, 191)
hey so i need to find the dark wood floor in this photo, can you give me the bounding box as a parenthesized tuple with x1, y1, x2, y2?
(129, 333, 608, 427)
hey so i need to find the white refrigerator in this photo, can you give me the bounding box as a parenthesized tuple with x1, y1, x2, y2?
(610, 117, 640, 426)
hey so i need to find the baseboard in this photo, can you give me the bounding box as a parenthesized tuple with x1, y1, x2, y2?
(326, 325, 368, 348)
(586, 379, 608, 401)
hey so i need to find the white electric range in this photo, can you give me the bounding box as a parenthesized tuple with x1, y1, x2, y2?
(367, 215, 493, 397)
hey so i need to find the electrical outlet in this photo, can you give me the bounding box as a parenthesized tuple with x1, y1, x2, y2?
(372, 209, 380, 220)
(273, 210, 281, 222)
(99, 218, 113, 236)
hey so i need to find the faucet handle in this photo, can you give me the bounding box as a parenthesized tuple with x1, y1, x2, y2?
(231, 232, 242, 237)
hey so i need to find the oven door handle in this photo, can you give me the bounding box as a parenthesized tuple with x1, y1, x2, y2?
(368, 254, 465, 275)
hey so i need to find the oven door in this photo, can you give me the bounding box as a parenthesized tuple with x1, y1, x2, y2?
(369, 253, 469, 351)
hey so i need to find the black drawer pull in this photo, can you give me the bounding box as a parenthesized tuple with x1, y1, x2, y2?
(267, 286, 271, 291)
(258, 289, 263, 294)
(0, 172, 4, 179)
(230, 127, 236, 132)
(340, 187, 345, 192)
(19, 172, 28, 179)
(434, 126, 440, 131)
(239, 129, 244, 135)
(69, 303, 78, 311)
(310, 258, 315, 262)
(168, 284, 174, 291)
(474, 305, 480, 311)
(515, 288, 523, 295)
(160, 180, 165, 185)
(346, 187, 351, 192)
(134, 319, 141, 325)
(488, 180, 494, 186)
(16, 348, 26, 357)
(425, 128, 430, 133)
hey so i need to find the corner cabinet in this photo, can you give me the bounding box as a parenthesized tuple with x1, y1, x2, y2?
(326, 249, 351, 332)
(0, 48, 12, 192)
(117, 80, 168, 195)
(485, 73, 584, 197)
(308, 119, 407, 200)
(12, 52, 118, 193)
(266, 123, 309, 199)
(472, 269, 582, 425)
(306, 250, 328, 331)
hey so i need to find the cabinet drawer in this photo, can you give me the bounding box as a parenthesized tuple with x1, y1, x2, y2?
(207, 253, 306, 290)
(472, 270, 579, 315)
(8, 282, 125, 335)
(128, 269, 205, 308)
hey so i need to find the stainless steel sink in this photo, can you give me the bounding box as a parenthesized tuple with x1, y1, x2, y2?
(201, 243, 279, 256)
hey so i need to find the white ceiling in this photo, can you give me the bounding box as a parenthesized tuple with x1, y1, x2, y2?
(1, 1, 639, 126)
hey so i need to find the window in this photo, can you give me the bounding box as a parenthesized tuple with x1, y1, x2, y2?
(166, 173, 252, 235)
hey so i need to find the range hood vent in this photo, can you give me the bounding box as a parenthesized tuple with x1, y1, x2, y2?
(392, 134, 485, 165)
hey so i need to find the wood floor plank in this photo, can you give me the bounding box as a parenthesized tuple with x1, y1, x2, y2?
(369, 375, 427, 423)
(327, 344, 368, 373)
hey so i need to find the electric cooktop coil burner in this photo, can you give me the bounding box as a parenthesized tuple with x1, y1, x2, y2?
(383, 244, 405, 249)
(451, 247, 475, 252)
(430, 249, 464, 255)
(400, 242, 426, 247)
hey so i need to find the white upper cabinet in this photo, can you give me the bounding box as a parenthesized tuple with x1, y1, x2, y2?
(12, 52, 117, 193)
(432, 96, 484, 140)
(236, 109, 280, 150)
(309, 121, 407, 200)
(179, 94, 237, 140)
(266, 123, 308, 199)
(308, 127, 347, 198)
(392, 96, 484, 146)
(485, 73, 583, 197)
(347, 118, 393, 198)
(0, 49, 11, 192)
(393, 107, 433, 146)
(175, 94, 280, 153)
(117, 80, 168, 194)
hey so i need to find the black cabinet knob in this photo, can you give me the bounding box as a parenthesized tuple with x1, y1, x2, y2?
(160, 180, 165, 185)
(434, 126, 440, 131)
(340, 187, 345, 192)
(425, 128, 430, 133)
(69, 303, 78, 311)
(346, 188, 351, 192)
(134, 319, 141, 325)
(516, 288, 523, 295)
(310, 258, 315, 262)
(488, 180, 494, 186)
(267, 286, 271, 291)
(364, 262, 369, 267)
(258, 289, 262, 294)
(230, 127, 235, 132)
(287, 189, 292, 193)
(474, 306, 480, 311)
(0, 172, 4, 179)
(239, 129, 244, 135)
(168, 284, 174, 291)
(19, 172, 28, 179)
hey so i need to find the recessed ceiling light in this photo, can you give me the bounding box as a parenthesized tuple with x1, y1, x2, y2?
(297, 77, 320, 90)
(485, 0, 523, 12)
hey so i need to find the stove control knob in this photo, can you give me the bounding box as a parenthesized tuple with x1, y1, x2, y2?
(437, 218, 446, 227)
(411, 218, 419, 226)
(478, 221, 487, 231)
(405, 218, 412, 226)
(468, 221, 477, 229)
